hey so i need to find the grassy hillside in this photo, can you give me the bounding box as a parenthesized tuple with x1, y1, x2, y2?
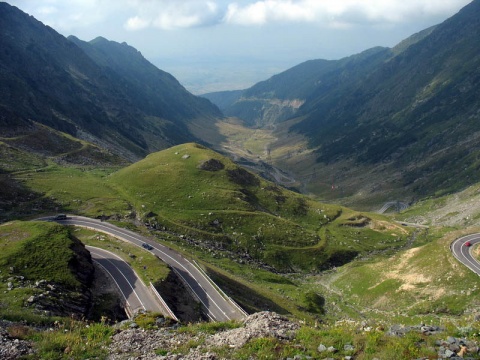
(0, 123, 126, 167)
(108, 143, 409, 272)
(315, 227, 480, 322)
(0, 221, 93, 323)
(3, 142, 442, 321)
(2, 141, 409, 274)
(1, 142, 479, 339)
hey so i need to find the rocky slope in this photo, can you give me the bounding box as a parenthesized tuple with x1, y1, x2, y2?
(85, 312, 480, 359)
(1, 310, 479, 359)
(108, 312, 480, 360)
(401, 181, 480, 227)
(0, 321, 35, 360)
(108, 312, 299, 360)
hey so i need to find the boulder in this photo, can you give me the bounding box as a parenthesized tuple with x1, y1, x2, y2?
(317, 344, 327, 352)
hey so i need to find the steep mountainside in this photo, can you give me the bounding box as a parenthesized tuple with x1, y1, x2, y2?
(290, 0, 480, 197)
(203, 47, 392, 128)
(69, 36, 221, 125)
(205, 0, 480, 205)
(0, 3, 221, 162)
(203, 25, 435, 130)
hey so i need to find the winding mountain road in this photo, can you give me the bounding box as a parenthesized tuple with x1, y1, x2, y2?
(451, 234, 480, 276)
(87, 246, 164, 317)
(47, 215, 247, 322)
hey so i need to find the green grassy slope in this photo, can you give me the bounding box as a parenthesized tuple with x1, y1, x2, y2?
(1, 142, 419, 320)
(0, 221, 93, 322)
(108, 143, 409, 272)
(318, 227, 480, 322)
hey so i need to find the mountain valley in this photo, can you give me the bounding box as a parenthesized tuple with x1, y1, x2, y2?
(203, 0, 480, 209)
(0, 1, 480, 359)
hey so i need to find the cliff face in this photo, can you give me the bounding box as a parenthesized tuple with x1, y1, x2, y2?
(23, 278, 93, 318)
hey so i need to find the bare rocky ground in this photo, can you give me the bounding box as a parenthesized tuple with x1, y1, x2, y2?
(0, 321, 34, 360)
(1, 311, 479, 359)
(403, 184, 480, 227)
(107, 311, 480, 360)
(108, 312, 299, 360)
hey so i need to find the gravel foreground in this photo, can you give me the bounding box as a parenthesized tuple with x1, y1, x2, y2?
(108, 312, 299, 359)
(1, 312, 479, 359)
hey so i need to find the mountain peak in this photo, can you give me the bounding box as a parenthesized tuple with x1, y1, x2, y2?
(90, 36, 109, 44)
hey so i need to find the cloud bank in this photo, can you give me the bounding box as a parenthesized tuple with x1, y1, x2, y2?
(12, 0, 470, 32)
(123, 0, 470, 30)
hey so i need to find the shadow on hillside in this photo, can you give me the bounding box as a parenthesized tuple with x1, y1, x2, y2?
(205, 267, 290, 315)
(0, 173, 61, 223)
(155, 270, 205, 323)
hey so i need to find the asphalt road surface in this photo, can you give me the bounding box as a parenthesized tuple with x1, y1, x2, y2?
(451, 234, 480, 276)
(48, 215, 246, 321)
(87, 246, 164, 317)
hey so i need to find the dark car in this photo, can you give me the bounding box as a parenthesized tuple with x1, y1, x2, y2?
(464, 241, 472, 247)
(142, 243, 153, 250)
(54, 214, 67, 220)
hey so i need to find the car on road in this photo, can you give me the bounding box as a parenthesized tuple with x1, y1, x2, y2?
(464, 241, 472, 247)
(142, 243, 153, 250)
(54, 214, 67, 220)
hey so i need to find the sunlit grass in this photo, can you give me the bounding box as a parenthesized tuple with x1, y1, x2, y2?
(0, 221, 86, 323)
(29, 319, 114, 359)
(72, 227, 170, 285)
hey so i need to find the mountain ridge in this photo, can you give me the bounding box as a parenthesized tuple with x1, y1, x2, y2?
(291, 0, 480, 194)
(202, 47, 393, 128)
(0, 2, 222, 162)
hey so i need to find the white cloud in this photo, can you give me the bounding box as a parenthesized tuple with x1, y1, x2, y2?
(124, 0, 221, 30)
(8, 0, 471, 32)
(21, 0, 128, 32)
(223, 0, 471, 27)
(125, 15, 150, 31)
(224, 1, 316, 25)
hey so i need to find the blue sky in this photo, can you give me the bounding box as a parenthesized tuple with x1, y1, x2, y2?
(5, 0, 472, 93)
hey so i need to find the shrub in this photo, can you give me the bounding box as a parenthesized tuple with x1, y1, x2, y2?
(304, 291, 325, 314)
